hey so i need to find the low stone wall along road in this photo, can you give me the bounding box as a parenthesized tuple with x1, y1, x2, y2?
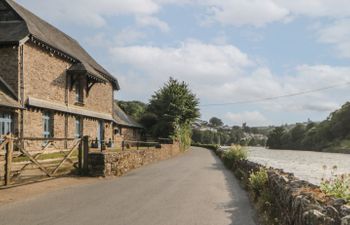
(248, 147, 350, 185)
(0, 147, 257, 225)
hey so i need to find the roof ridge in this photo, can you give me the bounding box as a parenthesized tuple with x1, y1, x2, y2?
(5, 0, 78, 44)
(2, 0, 120, 90)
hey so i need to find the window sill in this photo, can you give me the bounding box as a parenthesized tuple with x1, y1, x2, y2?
(74, 102, 85, 107)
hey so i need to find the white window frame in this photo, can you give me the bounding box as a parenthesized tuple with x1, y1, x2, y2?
(75, 117, 82, 138)
(0, 113, 12, 137)
(75, 81, 83, 103)
(43, 112, 53, 138)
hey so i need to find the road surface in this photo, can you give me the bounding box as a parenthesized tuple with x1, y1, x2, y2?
(0, 147, 257, 225)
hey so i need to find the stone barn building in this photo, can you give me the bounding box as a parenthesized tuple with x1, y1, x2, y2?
(113, 102, 143, 146)
(0, 0, 141, 148)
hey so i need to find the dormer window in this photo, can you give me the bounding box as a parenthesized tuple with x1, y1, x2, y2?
(75, 81, 83, 104)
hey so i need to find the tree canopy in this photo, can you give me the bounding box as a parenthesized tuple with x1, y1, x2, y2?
(146, 77, 200, 139)
(266, 102, 350, 152)
(117, 100, 147, 121)
(209, 117, 223, 127)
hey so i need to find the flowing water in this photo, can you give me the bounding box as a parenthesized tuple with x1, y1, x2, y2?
(247, 147, 350, 185)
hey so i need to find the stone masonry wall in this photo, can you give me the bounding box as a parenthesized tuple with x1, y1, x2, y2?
(23, 42, 113, 115)
(0, 46, 19, 95)
(19, 42, 114, 147)
(23, 43, 70, 104)
(231, 159, 350, 225)
(88, 142, 181, 177)
(121, 127, 141, 141)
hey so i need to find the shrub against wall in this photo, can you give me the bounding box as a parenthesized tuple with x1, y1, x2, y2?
(221, 146, 247, 168)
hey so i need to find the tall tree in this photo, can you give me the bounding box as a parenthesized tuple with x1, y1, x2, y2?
(147, 77, 200, 139)
(266, 126, 285, 149)
(209, 117, 223, 127)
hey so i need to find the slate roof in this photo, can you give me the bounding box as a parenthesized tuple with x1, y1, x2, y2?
(0, 77, 21, 108)
(113, 102, 143, 129)
(0, 0, 120, 89)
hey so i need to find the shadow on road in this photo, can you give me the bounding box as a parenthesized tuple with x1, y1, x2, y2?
(206, 150, 259, 225)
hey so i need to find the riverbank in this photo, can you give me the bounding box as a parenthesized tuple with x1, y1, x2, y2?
(214, 147, 350, 225)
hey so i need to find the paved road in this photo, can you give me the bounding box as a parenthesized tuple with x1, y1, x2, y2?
(0, 147, 257, 225)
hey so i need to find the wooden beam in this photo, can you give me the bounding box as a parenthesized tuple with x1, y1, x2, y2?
(51, 139, 81, 175)
(18, 146, 52, 177)
(5, 137, 13, 186)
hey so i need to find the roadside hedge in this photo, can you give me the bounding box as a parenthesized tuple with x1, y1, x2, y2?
(191, 143, 220, 152)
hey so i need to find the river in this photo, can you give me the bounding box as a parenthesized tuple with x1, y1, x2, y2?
(247, 147, 350, 185)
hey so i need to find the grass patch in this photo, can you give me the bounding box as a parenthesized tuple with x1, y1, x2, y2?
(321, 173, 350, 201)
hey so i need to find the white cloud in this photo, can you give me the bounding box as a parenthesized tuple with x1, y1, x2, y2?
(225, 111, 270, 126)
(110, 40, 253, 82)
(136, 16, 170, 32)
(114, 28, 146, 45)
(202, 0, 350, 27)
(301, 102, 340, 112)
(18, 0, 160, 28)
(276, 0, 350, 18)
(111, 40, 350, 116)
(206, 0, 289, 27)
(317, 19, 350, 58)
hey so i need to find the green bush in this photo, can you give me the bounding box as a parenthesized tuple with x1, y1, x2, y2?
(176, 124, 192, 151)
(320, 173, 350, 201)
(222, 145, 247, 167)
(191, 143, 220, 151)
(249, 167, 269, 197)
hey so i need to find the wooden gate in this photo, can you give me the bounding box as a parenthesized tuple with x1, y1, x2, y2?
(0, 136, 89, 187)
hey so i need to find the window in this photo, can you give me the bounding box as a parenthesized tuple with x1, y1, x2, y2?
(43, 112, 53, 138)
(0, 113, 12, 136)
(75, 81, 83, 103)
(75, 117, 82, 138)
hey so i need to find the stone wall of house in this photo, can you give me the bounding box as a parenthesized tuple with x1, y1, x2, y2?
(17, 41, 115, 147)
(121, 127, 141, 141)
(88, 142, 181, 177)
(23, 43, 69, 104)
(228, 158, 350, 225)
(23, 108, 43, 138)
(0, 46, 19, 95)
(23, 42, 113, 115)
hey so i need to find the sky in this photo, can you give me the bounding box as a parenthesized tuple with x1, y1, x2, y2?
(17, 0, 350, 127)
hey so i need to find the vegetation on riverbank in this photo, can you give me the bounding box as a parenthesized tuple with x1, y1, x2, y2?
(221, 145, 247, 167)
(266, 102, 350, 153)
(321, 167, 350, 201)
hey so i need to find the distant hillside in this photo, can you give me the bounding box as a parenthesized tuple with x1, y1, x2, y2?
(266, 102, 350, 153)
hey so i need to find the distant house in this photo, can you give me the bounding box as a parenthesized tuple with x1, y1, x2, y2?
(0, 0, 140, 148)
(113, 102, 143, 145)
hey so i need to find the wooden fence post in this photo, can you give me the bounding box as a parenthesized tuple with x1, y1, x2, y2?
(78, 138, 83, 172)
(5, 136, 13, 186)
(82, 136, 89, 175)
